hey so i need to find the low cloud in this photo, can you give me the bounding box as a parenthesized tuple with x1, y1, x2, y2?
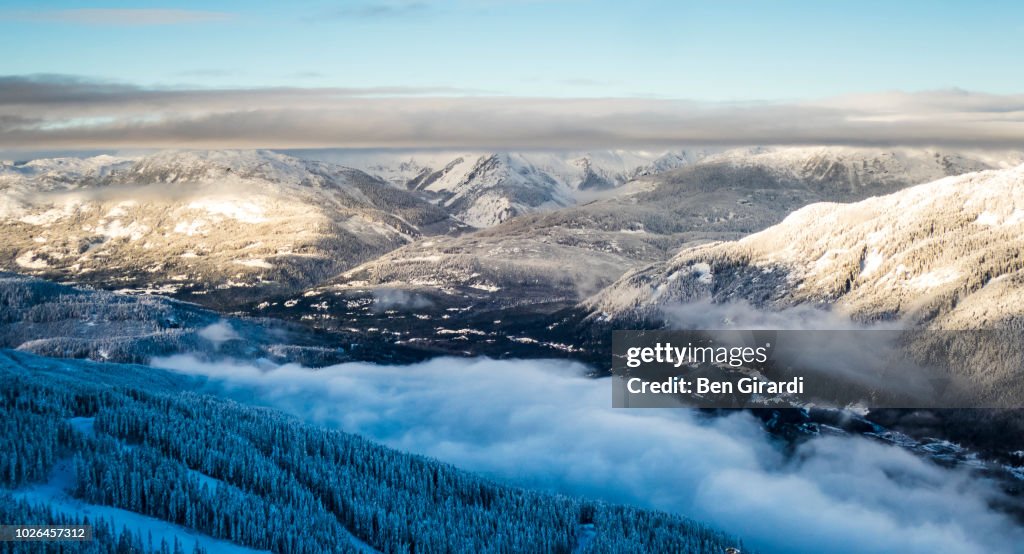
(153, 354, 1024, 554)
(197, 321, 240, 347)
(0, 75, 1022, 151)
(371, 288, 434, 311)
(660, 299, 893, 331)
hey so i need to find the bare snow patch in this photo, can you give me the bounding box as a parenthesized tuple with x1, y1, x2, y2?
(234, 258, 273, 269)
(173, 219, 207, 236)
(15, 250, 48, 269)
(975, 209, 1024, 227)
(859, 250, 884, 278)
(187, 199, 268, 223)
(908, 268, 960, 290)
(689, 263, 713, 284)
(975, 211, 1001, 226)
(94, 219, 149, 241)
(18, 203, 80, 226)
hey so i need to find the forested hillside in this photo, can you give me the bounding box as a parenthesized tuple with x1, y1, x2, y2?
(0, 350, 745, 554)
(0, 272, 431, 367)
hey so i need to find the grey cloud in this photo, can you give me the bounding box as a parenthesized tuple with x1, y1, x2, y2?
(0, 75, 144, 105)
(0, 113, 41, 131)
(5, 8, 234, 26)
(816, 89, 1024, 115)
(1, 75, 1022, 150)
(153, 354, 1024, 554)
(0, 75, 471, 107)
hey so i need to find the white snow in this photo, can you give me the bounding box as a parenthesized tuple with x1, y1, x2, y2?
(688, 263, 713, 284)
(115, 284, 182, 295)
(173, 219, 207, 236)
(435, 328, 487, 336)
(908, 268, 960, 290)
(975, 211, 1001, 226)
(187, 199, 268, 224)
(859, 250, 884, 278)
(19, 204, 79, 226)
(975, 209, 1024, 227)
(104, 201, 137, 218)
(94, 219, 149, 241)
(234, 258, 273, 269)
(15, 250, 48, 269)
(460, 193, 519, 228)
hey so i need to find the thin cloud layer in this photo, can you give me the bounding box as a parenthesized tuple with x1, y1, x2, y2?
(1, 75, 1022, 150)
(153, 354, 1024, 554)
(322, 2, 433, 19)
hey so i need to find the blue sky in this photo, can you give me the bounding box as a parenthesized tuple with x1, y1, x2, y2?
(1, 0, 1021, 100)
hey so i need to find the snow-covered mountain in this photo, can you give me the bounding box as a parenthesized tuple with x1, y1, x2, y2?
(307, 147, 1024, 310)
(241, 147, 1024, 361)
(587, 163, 1024, 330)
(697, 146, 1023, 193)
(304, 146, 1024, 228)
(585, 163, 1024, 408)
(303, 149, 709, 227)
(4, 146, 1021, 314)
(0, 150, 463, 306)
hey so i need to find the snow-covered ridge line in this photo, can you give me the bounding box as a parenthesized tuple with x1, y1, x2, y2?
(589, 162, 1024, 328)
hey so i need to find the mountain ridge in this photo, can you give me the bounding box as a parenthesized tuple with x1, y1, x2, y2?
(0, 150, 464, 307)
(587, 162, 1024, 330)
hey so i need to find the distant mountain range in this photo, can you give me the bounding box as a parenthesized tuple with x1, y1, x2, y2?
(3, 145, 1023, 321)
(0, 150, 463, 307)
(299, 149, 709, 226)
(271, 147, 1024, 336)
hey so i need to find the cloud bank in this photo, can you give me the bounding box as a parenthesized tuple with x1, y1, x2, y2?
(371, 288, 434, 312)
(153, 355, 1024, 554)
(1, 75, 1022, 151)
